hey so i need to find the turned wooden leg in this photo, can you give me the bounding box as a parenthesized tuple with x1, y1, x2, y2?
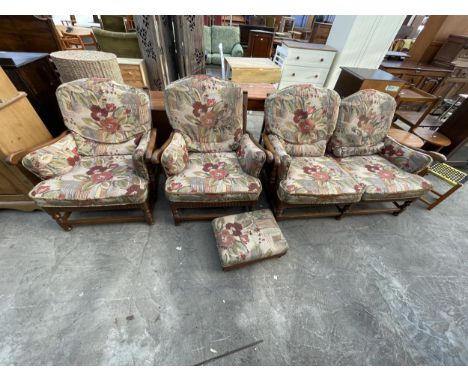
(393, 200, 413, 216)
(44, 209, 73, 231)
(336, 204, 351, 220)
(170, 203, 181, 226)
(141, 201, 154, 225)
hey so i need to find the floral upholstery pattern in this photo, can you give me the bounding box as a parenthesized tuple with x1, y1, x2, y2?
(72, 131, 142, 156)
(132, 131, 151, 180)
(330, 89, 396, 157)
(56, 78, 151, 144)
(161, 133, 189, 176)
(212, 209, 288, 269)
(268, 135, 292, 182)
(336, 155, 432, 201)
(22, 134, 80, 180)
(265, 84, 340, 156)
(236, 134, 266, 177)
(28, 155, 148, 207)
(164, 75, 243, 152)
(165, 152, 262, 202)
(277, 157, 363, 204)
(381, 136, 432, 174)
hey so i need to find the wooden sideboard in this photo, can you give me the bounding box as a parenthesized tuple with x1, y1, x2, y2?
(0, 51, 66, 137)
(379, 60, 452, 94)
(276, 41, 337, 89)
(334, 67, 406, 98)
(0, 67, 52, 211)
(246, 30, 274, 58)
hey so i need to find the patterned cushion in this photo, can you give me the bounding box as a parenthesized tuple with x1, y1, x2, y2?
(29, 155, 148, 207)
(72, 131, 142, 156)
(164, 75, 243, 152)
(211, 26, 241, 54)
(265, 84, 340, 156)
(22, 134, 79, 180)
(236, 134, 266, 177)
(336, 155, 432, 201)
(165, 152, 262, 202)
(212, 209, 288, 270)
(381, 136, 432, 174)
(330, 89, 396, 157)
(278, 156, 363, 204)
(56, 78, 151, 144)
(161, 132, 189, 176)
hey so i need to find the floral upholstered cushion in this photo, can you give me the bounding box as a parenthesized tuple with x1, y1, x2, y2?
(236, 134, 266, 177)
(132, 130, 152, 180)
(22, 134, 80, 180)
(268, 135, 292, 182)
(72, 131, 142, 156)
(165, 152, 262, 202)
(277, 156, 363, 204)
(381, 136, 432, 174)
(161, 132, 189, 176)
(28, 155, 148, 207)
(336, 155, 432, 201)
(164, 75, 243, 152)
(329, 89, 396, 157)
(56, 78, 151, 144)
(212, 209, 288, 269)
(265, 84, 340, 155)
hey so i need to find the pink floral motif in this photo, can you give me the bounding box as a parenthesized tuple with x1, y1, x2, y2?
(303, 165, 320, 175)
(126, 184, 141, 196)
(90, 105, 108, 121)
(248, 183, 260, 192)
(218, 229, 235, 248)
(365, 164, 383, 173)
(66, 147, 80, 166)
(86, 165, 114, 183)
(377, 169, 396, 180)
(31, 184, 51, 196)
(200, 111, 217, 128)
(168, 182, 183, 191)
(100, 117, 120, 133)
(293, 108, 315, 133)
(226, 222, 243, 236)
(312, 171, 330, 182)
(209, 168, 228, 180)
(202, 162, 225, 172)
(382, 145, 404, 157)
(192, 101, 208, 117)
(354, 183, 366, 193)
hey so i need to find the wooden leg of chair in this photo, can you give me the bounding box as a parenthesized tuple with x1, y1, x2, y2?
(427, 184, 461, 210)
(45, 209, 73, 231)
(141, 201, 154, 225)
(393, 200, 413, 216)
(336, 204, 351, 220)
(275, 200, 284, 219)
(170, 203, 181, 226)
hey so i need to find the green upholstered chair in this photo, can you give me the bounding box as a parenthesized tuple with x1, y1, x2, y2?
(93, 28, 142, 58)
(204, 26, 243, 65)
(100, 15, 126, 32)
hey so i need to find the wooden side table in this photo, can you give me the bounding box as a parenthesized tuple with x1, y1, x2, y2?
(413, 127, 452, 152)
(388, 128, 425, 149)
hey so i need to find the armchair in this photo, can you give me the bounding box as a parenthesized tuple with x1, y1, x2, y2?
(92, 28, 142, 58)
(153, 75, 267, 225)
(204, 26, 244, 65)
(8, 78, 156, 231)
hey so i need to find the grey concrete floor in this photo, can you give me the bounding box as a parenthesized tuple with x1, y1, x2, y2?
(0, 112, 467, 365)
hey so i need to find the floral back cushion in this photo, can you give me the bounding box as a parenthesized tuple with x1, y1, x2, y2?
(22, 134, 80, 180)
(265, 84, 340, 156)
(329, 89, 396, 157)
(72, 132, 142, 156)
(164, 75, 243, 152)
(56, 78, 151, 144)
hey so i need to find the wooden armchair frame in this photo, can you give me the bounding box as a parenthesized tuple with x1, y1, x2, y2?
(152, 92, 270, 225)
(7, 129, 158, 231)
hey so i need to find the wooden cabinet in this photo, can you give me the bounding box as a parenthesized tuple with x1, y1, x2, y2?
(276, 41, 337, 89)
(246, 30, 274, 58)
(0, 67, 52, 211)
(379, 60, 452, 94)
(0, 52, 66, 137)
(309, 22, 332, 44)
(432, 34, 468, 69)
(117, 58, 149, 88)
(334, 67, 406, 98)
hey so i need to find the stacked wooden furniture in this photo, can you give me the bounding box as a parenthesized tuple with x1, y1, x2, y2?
(117, 58, 149, 88)
(334, 67, 406, 98)
(0, 67, 52, 211)
(246, 30, 274, 58)
(0, 51, 65, 137)
(274, 41, 337, 89)
(309, 22, 332, 44)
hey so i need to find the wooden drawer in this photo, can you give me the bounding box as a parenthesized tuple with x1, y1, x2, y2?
(117, 59, 149, 88)
(281, 66, 329, 84)
(284, 48, 335, 68)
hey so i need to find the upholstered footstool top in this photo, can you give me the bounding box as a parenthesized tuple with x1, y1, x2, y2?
(212, 209, 288, 270)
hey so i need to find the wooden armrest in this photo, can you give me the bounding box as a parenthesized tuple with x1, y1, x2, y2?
(151, 132, 174, 165)
(6, 131, 69, 166)
(246, 131, 273, 163)
(262, 133, 280, 166)
(144, 128, 157, 162)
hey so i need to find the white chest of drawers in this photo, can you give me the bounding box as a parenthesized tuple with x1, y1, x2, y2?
(274, 41, 337, 89)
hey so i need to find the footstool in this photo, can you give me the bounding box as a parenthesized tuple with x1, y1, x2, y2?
(212, 209, 288, 271)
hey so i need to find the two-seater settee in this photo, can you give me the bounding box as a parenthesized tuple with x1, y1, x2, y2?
(263, 85, 433, 220)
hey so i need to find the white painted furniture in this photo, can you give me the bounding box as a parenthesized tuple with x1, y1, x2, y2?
(275, 41, 337, 89)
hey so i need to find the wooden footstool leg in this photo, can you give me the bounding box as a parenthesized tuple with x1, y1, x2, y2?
(427, 184, 461, 210)
(44, 209, 73, 231)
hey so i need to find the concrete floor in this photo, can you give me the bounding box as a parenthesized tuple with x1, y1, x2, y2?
(0, 113, 467, 365)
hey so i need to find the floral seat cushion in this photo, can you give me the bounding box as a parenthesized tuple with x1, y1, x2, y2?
(165, 152, 262, 202)
(336, 155, 432, 201)
(278, 156, 363, 204)
(29, 155, 148, 207)
(212, 209, 288, 270)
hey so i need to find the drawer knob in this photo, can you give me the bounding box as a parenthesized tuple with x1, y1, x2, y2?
(320, 58, 324, 62)
(314, 75, 318, 78)
(292, 73, 296, 77)
(296, 56, 300, 60)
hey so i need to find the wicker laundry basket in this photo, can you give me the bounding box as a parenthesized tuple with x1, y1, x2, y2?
(50, 50, 124, 83)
